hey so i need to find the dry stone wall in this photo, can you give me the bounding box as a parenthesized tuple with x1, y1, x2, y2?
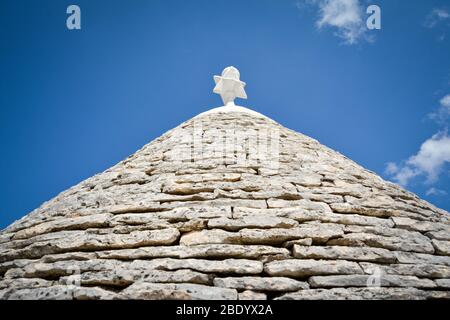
(1, 112, 449, 300)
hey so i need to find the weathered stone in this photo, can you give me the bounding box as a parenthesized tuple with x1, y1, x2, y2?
(13, 257, 263, 279)
(3, 268, 25, 279)
(275, 287, 432, 300)
(13, 259, 125, 279)
(431, 291, 450, 300)
(174, 219, 208, 232)
(96, 247, 178, 260)
(267, 199, 331, 212)
(309, 275, 436, 288)
(208, 217, 298, 231)
(163, 183, 216, 195)
(344, 195, 435, 218)
(432, 239, 450, 256)
(0, 233, 13, 244)
(111, 169, 150, 185)
(12, 214, 113, 240)
(329, 202, 426, 220)
(108, 202, 163, 215)
(163, 182, 230, 195)
(180, 229, 239, 246)
(1, 285, 118, 300)
(234, 207, 395, 228)
(315, 214, 394, 228)
(435, 279, 450, 289)
(343, 224, 430, 239)
(145, 258, 263, 275)
(180, 224, 343, 246)
(110, 204, 233, 219)
(330, 203, 394, 218)
(61, 269, 209, 287)
(292, 245, 396, 263)
(359, 262, 450, 279)
(1, 231, 76, 251)
(4, 226, 180, 253)
(121, 282, 237, 300)
(391, 217, 450, 233)
(298, 192, 344, 204)
(264, 259, 363, 277)
(110, 214, 171, 227)
(153, 191, 219, 203)
(283, 173, 322, 187)
(238, 290, 267, 300)
(283, 238, 313, 248)
(41, 252, 98, 263)
(327, 232, 434, 254)
(324, 180, 371, 197)
(425, 230, 450, 241)
(214, 277, 309, 291)
(395, 251, 450, 267)
(239, 224, 343, 245)
(97, 244, 289, 260)
(0, 259, 35, 275)
(164, 199, 268, 209)
(4, 228, 180, 260)
(0, 278, 54, 290)
(174, 173, 241, 183)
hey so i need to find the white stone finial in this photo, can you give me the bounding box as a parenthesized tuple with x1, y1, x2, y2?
(213, 66, 247, 106)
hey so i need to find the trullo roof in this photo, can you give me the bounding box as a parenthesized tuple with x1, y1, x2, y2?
(1, 107, 449, 300)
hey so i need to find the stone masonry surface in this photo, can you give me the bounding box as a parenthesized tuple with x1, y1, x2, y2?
(1, 111, 449, 300)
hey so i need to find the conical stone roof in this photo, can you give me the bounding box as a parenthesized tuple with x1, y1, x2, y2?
(1, 108, 450, 300)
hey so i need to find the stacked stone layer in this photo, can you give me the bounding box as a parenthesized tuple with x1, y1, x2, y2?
(1, 112, 449, 300)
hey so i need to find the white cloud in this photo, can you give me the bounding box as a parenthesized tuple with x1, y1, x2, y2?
(441, 94, 450, 108)
(424, 8, 450, 28)
(429, 94, 450, 124)
(299, 0, 367, 44)
(386, 131, 450, 186)
(407, 132, 450, 183)
(435, 9, 450, 19)
(426, 187, 448, 196)
(390, 166, 419, 187)
(385, 162, 399, 175)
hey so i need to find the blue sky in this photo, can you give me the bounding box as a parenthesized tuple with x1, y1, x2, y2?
(1, 0, 449, 229)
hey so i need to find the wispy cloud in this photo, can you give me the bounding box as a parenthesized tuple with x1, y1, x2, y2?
(426, 187, 448, 197)
(298, 0, 367, 44)
(441, 94, 450, 108)
(389, 93, 450, 198)
(424, 8, 450, 28)
(429, 94, 450, 124)
(386, 131, 450, 186)
(385, 163, 419, 187)
(385, 162, 399, 176)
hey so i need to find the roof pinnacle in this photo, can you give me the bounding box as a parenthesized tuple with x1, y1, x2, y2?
(213, 66, 247, 106)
